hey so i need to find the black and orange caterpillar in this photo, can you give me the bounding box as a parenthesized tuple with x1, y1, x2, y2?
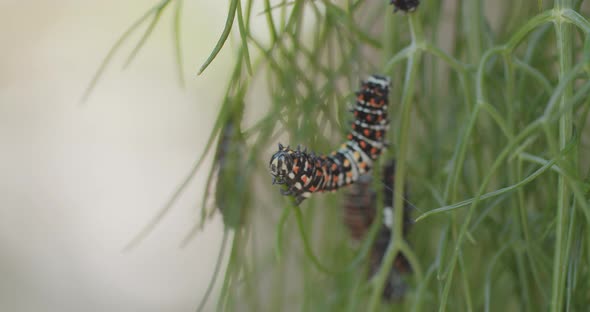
(269, 75, 391, 205)
(344, 160, 412, 301)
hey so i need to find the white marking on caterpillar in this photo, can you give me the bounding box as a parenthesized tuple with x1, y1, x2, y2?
(367, 75, 391, 88)
(383, 207, 394, 229)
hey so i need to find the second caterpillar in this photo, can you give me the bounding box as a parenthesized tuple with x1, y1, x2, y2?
(269, 75, 391, 204)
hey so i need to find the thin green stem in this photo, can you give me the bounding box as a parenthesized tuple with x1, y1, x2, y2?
(196, 229, 230, 312)
(367, 11, 423, 311)
(550, 0, 574, 310)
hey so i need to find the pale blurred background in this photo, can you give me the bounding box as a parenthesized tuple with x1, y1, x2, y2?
(0, 1, 245, 311)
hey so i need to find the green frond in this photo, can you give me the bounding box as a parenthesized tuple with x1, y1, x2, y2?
(92, 0, 590, 310)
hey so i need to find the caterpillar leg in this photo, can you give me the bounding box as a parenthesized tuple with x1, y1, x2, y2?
(294, 195, 308, 206)
(295, 196, 305, 206)
(280, 188, 308, 206)
(294, 192, 311, 206)
(272, 177, 286, 185)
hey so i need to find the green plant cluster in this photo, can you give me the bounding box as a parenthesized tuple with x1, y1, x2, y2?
(89, 0, 590, 311)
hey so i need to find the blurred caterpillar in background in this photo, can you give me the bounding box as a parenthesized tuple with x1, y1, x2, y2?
(214, 102, 249, 228)
(269, 75, 391, 205)
(344, 160, 413, 301)
(390, 0, 420, 13)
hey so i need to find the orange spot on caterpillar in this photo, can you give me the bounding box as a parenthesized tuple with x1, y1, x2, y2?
(364, 129, 370, 136)
(360, 141, 367, 149)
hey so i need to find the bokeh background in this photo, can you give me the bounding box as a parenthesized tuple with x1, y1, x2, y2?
(0, 1, 239, 311)
(4, 1, 590, 311)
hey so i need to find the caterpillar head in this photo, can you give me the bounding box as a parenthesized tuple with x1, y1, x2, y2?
(269, 143, 294, 184)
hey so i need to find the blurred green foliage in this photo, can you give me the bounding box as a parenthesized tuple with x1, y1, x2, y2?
(90, 0, 590, 311)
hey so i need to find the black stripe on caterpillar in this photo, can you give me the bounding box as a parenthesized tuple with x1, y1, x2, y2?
(269, 75, 391, 205)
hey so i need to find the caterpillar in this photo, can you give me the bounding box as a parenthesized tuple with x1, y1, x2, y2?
(343, 160, 412, 301)
(390, 0, 420, 13)
(269, 75, 391, 205)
